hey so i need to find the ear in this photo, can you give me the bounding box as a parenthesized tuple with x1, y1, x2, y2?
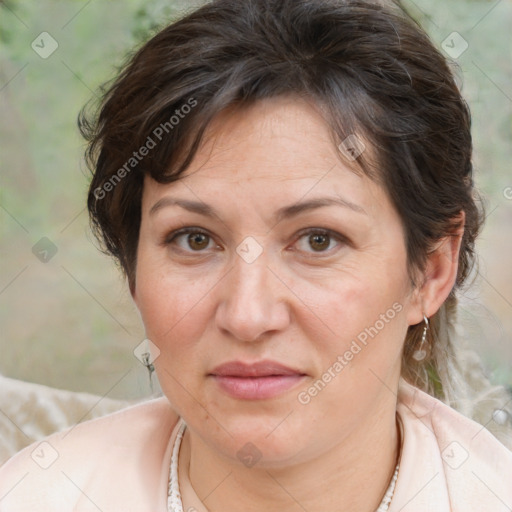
(407, 211, 465, 325)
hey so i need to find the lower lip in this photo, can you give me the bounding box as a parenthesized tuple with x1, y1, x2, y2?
(211, 375, 306, 400)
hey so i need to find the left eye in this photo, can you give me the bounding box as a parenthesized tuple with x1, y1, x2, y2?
(294, 229, 343, 254)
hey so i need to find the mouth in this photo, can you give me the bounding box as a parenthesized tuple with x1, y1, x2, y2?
(208, 360, 307, 400)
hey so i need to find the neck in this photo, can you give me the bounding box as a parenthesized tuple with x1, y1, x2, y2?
(181, 399, 400, 512)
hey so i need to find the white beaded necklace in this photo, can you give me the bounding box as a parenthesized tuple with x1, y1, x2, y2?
(168, 421, 400, 512)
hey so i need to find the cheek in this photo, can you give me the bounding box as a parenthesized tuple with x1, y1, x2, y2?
(321, 288, 405, 369)
(294, 273, 408, 417)
(135, 227, 211, 331)
(134, 256, 224, 381)
(294, 259, 410, 404)
(136, 268, 211, 340)
(303, 258, 408, 342)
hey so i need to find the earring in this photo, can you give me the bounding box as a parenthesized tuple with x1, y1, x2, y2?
(413, 315, 429, 361)
(141, 351, 155, 392)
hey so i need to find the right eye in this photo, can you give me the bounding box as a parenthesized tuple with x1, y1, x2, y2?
(164, 227, 217, 253)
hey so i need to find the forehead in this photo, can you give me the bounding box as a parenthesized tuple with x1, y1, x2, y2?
(186, 96, 355, 179)
(142, 95, 386, 217)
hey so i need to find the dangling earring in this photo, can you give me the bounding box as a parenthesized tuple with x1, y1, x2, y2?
(134, 338, 160, 394)
(413, 315, 429, 361)
(141, 351, 155, 392)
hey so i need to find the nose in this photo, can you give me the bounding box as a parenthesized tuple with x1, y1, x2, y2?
(215, 249, 291, 343)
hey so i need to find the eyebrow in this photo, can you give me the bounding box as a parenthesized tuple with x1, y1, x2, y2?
(149, 195, 367, 221)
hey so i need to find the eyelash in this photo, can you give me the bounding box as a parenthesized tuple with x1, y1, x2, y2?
(163, 227, 348, 256)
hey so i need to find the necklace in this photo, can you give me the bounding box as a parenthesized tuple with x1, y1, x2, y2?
(168, 421, 400, 512)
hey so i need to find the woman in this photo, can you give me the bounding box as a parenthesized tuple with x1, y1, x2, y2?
(0, 0, 510, 510)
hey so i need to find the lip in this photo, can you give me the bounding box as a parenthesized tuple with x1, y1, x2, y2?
(208, 360, 307, 400)
(209, 360, 304, 377)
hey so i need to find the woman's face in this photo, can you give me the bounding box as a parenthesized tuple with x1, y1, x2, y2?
(134, 95, 420, 467)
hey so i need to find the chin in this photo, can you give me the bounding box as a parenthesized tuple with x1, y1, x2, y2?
(216, 413, 313, 465)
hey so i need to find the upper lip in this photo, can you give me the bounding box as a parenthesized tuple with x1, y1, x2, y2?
(209, 360, 305, 377)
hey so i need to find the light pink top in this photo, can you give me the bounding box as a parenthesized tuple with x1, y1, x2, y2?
(0, 379, 510, 511)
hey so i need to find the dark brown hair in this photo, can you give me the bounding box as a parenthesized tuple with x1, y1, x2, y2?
(80, 0, 483, 398)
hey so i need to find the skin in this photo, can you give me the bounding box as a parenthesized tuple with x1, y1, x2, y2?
(133, 95, 463, 512)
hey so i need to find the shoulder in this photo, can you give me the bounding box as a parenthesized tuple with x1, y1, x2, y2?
(0, 374, 131, 464)
(397, 378, 512, 460)
(0, 397, 180, 511)
(395, 379, 512, 511)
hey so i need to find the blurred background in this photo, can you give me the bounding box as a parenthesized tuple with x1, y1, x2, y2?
(0, 0, 511, 401)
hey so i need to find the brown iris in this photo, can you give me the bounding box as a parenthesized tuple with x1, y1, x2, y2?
(188, 232, 209, 250)
(309, 233, 330, 251)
